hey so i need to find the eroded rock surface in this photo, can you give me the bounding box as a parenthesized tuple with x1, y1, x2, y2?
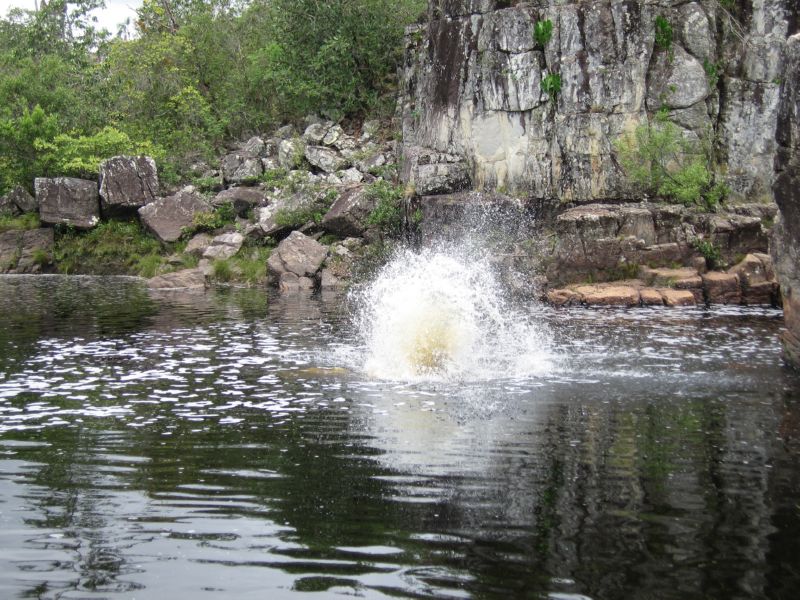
(36, 177, 100, 229)
(138, 191, 211, 243)
(99, 155, 158, 211)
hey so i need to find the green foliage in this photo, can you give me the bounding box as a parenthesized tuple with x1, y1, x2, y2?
(232, 245, 272, 285)
(0, 105, 59, 193)
(366, 180, 405, 236)
(274, 205, 326, 229)
(533, 20, 553, 47)
(184, 203, 236, 236)
(32, 248, 51, 267)
(53, 220, 165, 275)
(614, 114, 727, 210)
(703, 59, 721, 89)
(211, 258, 233, 282)
(541, 73, 562, 103)
(0, 212, 41, 233)
(655, 15, 673, 51)
(35, 127, 163, 179)
(693, 239, 722, 270)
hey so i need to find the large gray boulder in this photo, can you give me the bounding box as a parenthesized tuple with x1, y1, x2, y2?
(321, 186, 376, 237)
(255, 192, 317, 237)
(36, 177, 100, 229)
(138, 191, 211, 243)
(267, 231, 327, 285)
(98, 155, 159, 211)
(305, 146, 350, 173)
(278, 139, 306, 170)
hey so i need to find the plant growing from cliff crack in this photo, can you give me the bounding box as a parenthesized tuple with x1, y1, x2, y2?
(654, 15, 673, 52)
(693, 239, 722, 270)
(541, 73, 562, 104)
(533, 19, 553, 47)
(614, 112, 728, 210)
(703, 59, 721, 90)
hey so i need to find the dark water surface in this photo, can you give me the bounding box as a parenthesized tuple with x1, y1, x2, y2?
(1, 275, 799, 600)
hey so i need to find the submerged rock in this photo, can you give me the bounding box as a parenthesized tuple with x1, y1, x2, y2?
(148, 268, 206, 290)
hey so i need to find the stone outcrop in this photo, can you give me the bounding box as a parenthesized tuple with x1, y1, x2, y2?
(321, 186, 376, 237)
(98, 155, 159, 211)
(138, 190, 211, 243)
(0, 186, 36, 215)
(400, 1, 791, 202)
(773, 33, 800, 366)
(35, 177, 100, 229)
(547, 254, 779, 308)
(0, 228, 53, 273)
(546, 202, 773, 286)
(203, 232, 244, 260)
(267, 231, 328, 290)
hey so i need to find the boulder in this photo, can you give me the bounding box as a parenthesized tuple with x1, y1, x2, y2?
(211, 187, 267, 216)
(138, 191, 211, 243)
(220, 152, 263, 184)
(410, 152, 471, 196)
(148, 268, 206, 290)
(571, 284, 640, 307)
(255, 191, 319, 237)
(0, 192, 20, 216)
(321, 187, 376, 237)
(647, 45, 710, 110)
(659, 289, 697, 307)
(702, 272, 741, 305)
(185, 233, 213, 256)
(339, 168, 364, 185)
(303, 121, 336, 145)
(267, 231, 327, 284)
(728, 254, 772, 288)
(305, 146, 350, 173)
(0, 228, 54, 273)
(203, 232, 244, 261)
(278, 139, 306, 170)
(639, 288, 665, 306)
(278, 271, 315, 292)
(241, 136, 268, 157)
(98, 155, 159, 211)
(1, 186, 36, 214)
(36, 177, 100, 229)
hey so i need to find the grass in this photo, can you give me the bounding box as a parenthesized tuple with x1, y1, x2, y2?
(209, 245, 272, 286)
(365, 180, 405, 236)
(183, 202, 237, 237)
(54, 219, 166, 276)
(0, 212, 40, 233)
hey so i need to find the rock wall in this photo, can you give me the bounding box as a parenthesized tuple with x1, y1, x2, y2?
(399, 0, 794, 202)
(772, 33, 800, 366)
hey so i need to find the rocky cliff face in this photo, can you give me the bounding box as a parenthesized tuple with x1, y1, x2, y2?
(772, 33, 800, 366)
(399, 0, 795, 203)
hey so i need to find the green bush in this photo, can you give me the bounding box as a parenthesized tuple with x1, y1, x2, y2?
(366, 180, 405, 236)
(693, 239, 722, 270)
(655, 15, 673, 51)
(541, 73, 562, 103)
(614, 113, 727, 210)
(533, 20, 553, 47)
(184, 203, 236, 236)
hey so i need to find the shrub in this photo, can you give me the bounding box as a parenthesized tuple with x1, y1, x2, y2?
(614, 113, 727, 210)
(541, 72, 562, 103)
(211, 258, 233, 282)
(533, 19, 553, 47)
(655, 16, 673, 51)
(184, 203, 236, 236)
(366, 180, 405, 236)
(693, 239, 722, 270)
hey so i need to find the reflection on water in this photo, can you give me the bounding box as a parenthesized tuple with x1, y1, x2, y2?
(0, 275, 799, 599)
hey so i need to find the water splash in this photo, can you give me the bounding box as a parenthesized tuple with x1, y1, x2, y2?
(351, 244, 554, 382)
